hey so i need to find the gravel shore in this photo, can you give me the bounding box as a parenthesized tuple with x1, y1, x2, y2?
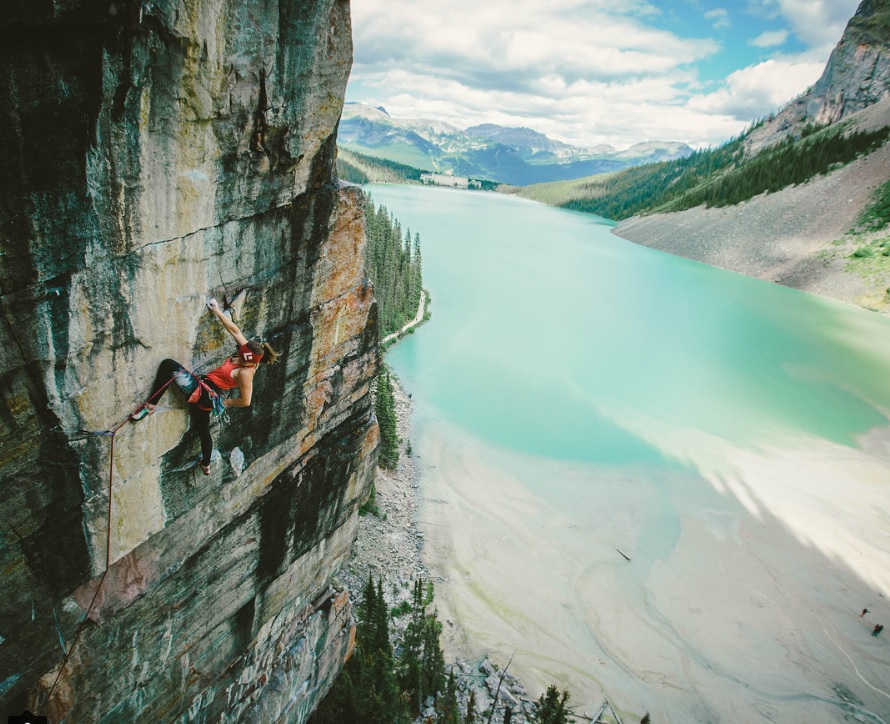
(614, 140, 890, 314)
(338, 377, 547, 724)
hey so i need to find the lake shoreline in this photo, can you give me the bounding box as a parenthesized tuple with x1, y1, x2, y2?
(339, 375, 545, 724)
(381, 289, 428, 347)
(366, 181, 890, 723)
(611, 143, 890, 315)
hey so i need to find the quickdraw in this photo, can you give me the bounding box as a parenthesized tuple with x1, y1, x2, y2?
(187, 376, 228, 418)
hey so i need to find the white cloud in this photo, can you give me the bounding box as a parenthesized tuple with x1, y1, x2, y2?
(704, 8, 730, 30)
(749, 29, 789, 47)
(747, 0, 861, 53)
(686, 56, 825, 119)
(349, 0, 727, 146)
(346, 0, 860, 148)
(353, 65, 747, 149)
(351, 0, 718, 86)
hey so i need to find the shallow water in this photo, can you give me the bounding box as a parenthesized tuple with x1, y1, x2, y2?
(370, 183, 890, 722)
(376, 185, 890, 462)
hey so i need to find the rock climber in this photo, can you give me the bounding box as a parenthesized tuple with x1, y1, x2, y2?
(132, 297, 279, 474)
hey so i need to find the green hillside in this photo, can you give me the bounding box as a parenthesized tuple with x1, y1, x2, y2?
(510, 121, 890, 221)
(509, 137, 743, 219)
(337, 147, 430, 184)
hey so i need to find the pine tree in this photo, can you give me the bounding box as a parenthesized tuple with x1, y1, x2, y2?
(421, 612, 446, 704)
(362, 192, 425, 338)
(412, 232, 423, 310)
(375, 366, 399, 469)
(309, 665, 359, 723)
(314, 574, 407, 723)
(465, 689, 477, 724)
(399, 579, 425, 713)
(355, 574, 406, 724)
(439, 670, 460, 724)
(398, 577, 446, 715)
(531, 685, 571, 724)
(359, 574, 389, 654)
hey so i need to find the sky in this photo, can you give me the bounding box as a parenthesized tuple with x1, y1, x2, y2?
(345, 0, 863, 149)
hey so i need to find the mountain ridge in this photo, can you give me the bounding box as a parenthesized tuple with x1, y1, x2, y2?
(612, 0, 890, 312)
(338, 102, 693, 185)
(745, 0, 890, 152)
(508, 0, 890, 311)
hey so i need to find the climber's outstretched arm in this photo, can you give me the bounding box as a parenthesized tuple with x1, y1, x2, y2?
(207, 298, 248, 346)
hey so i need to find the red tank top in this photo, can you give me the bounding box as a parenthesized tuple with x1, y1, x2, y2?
(204, 358, 240, 390)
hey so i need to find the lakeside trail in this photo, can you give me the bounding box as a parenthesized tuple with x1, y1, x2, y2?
(382, 290, 427, 346)
(339, 376, 550, 724)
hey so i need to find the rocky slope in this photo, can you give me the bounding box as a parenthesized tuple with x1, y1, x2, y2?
(0, 1, 379, 721)
(616, 100, 890, 310)
(616, 0, 890, 310)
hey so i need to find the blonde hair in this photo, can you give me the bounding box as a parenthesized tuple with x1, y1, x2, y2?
(261, 341, 281, 365)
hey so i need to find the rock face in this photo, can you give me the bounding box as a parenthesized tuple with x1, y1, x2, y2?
(747, 0, 890, 151)
(810, 0, 890, 123)
(0, 1, 379, 721)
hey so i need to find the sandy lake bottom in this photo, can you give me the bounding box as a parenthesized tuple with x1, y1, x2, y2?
(415, 418, 890, 723)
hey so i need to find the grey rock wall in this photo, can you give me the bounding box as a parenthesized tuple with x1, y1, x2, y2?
(746, 0, 890, 152)
(810, 0, 890, 124)
(0, 1, 379, 721)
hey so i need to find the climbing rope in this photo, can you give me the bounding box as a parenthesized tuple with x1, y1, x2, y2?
(40, 373, 179, 712)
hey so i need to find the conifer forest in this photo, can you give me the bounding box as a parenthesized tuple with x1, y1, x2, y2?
(363, 193, 425, 339)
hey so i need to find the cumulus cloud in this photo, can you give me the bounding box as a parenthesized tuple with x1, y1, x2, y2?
(686, 56, 825, 118)
(704, 8, 730, 30)
(352, 0, 717, 86)
(749, 29, 789, 47)
(747, 0, 860, 52)
(349, 0, 728, 146)
(346, 0, 859, 148)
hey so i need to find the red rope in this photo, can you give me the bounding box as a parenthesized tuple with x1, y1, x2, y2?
(41, 373, 180, 712)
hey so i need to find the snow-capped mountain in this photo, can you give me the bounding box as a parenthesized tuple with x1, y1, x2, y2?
(338, 103, 693, 185)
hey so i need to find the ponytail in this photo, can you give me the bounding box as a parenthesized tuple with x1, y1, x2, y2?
(246, 338, 281, 365)
(260, 341, 281, 365)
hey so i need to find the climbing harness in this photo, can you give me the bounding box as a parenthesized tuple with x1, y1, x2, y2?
(187, 376, 228, 419)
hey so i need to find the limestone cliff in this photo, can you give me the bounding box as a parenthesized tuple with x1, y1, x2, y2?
(810, 0, 890, 123)
(747, 0, 890, 152)
(0, 1, 379, 721)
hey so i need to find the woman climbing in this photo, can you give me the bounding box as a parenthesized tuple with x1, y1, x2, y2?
(132, 297, 279, 474)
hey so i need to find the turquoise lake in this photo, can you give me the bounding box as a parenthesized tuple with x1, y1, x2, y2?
(367, 183, 890, 722)
(375, 184, 890, 460)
